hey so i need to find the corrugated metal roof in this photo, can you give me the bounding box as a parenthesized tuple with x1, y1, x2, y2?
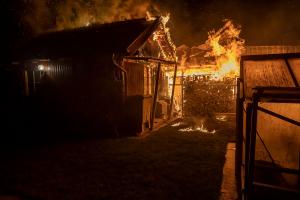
(240, 53, 300, 98)
(243, 45, 300, 56)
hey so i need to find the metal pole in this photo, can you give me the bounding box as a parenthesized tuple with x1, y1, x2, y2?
(168, 63, 178, 120)
(247, 93, 259, 200)
(235, 78, 243, 199)
(244, 103, 252, 199)
(150, 63, 161, 130)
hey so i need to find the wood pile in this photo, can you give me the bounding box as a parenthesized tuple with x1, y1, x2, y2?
(183, 75, 236, 117)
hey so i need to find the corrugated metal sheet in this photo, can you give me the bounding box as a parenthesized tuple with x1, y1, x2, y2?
(243, 59, 295, 97)
(241, 53, 300, 98)
(243, 45, 300, 56)
(47, 62, 73, 80)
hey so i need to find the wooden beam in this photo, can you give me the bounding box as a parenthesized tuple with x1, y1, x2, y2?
(181, 71, 184, 117)
(127, 18, 160, 54)
(257, 106, 300, 127)
(168, 63, 178, 120)
(150, 63, 161, 130)
(24, 70, 29, 96)
(253, 182, 300, 194)
(284, 58, 299, 87)
(241, 52, 300, 61)
(124, 56, 178, 65)
(255, 163, 300, 175)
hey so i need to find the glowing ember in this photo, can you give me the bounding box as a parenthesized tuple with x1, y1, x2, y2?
(216, 115, 227, 121)
(178, 127, 194, 132)
(178, 124, 216, 134)
(171, 122, 182, 127)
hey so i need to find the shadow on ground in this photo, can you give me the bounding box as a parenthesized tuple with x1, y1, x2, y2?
(0, 115, 235, 200)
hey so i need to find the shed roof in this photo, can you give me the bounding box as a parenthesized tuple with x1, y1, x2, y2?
(240, 53, 300, 98)
(22, 18, 160, 60)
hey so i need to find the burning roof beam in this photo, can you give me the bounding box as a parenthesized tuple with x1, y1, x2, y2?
(127, 17, 160, 55)
(124, 56, 178, 65)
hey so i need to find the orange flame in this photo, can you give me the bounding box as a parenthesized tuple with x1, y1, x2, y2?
(147, 12, 177, 61)
(166, 19, 244, 80)
(205, 19, 245, 79)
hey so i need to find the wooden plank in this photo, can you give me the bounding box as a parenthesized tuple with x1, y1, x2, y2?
(150, 63, 161, 130)
(168, 63, 178, 120)
(253, 182, 300, 194)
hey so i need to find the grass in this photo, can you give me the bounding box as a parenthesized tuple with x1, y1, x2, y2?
(0, 115, 235, 200)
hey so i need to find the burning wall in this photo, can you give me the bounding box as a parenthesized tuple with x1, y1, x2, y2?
(166, 20, 244, 117)
(175, 19, 245, 79)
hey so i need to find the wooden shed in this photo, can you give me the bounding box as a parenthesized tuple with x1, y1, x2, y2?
(18, 17, 177, 136)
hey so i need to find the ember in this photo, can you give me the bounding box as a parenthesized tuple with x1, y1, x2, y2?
(178, 124, 216, 134)
(215, 115, 227, 122)
(171, 122, 182, 127)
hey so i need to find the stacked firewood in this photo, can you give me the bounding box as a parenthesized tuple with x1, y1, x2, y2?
(183, 75, 236, 117)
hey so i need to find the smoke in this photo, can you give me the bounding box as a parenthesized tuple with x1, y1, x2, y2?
(239, 0, 300, 45)
(22, 0, 54, 34)
(22, 0, 157, 35)
(21, 0, 300, 45)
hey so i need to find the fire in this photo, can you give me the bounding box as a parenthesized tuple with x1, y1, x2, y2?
(178, 124, 216, 134)
(171, 121, 216, 134)
(169, 20, 245, 80)
(177, 65, 217, 77)
(205, 20, 245, 79)
(147, 12, 177, 61)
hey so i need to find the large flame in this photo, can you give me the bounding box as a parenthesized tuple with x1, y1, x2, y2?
(169, 20, 245, 80)
(205, 19, 245, 79)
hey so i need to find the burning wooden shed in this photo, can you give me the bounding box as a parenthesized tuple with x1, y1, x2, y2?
(18, 17, 177, 136)
(236, 52, 300, 199)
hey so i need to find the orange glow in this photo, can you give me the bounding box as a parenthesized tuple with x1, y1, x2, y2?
(167, 20, 245, 80)
(178, 124, 216, 134)
(147, 12, 177, 61)
(205, 20, 245, 79)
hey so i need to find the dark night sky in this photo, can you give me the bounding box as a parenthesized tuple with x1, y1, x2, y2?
(157, 0, 300, 46)
(1, 0, 300, 63)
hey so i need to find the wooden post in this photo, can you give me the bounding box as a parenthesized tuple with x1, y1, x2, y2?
(24, 70, 29, 96)
(181, 71, 184, 117)
(168, 63, 178, 120)
(32, 70, 36, 93)
(247, 93, 259, 200)
(150, 62, 161, 130)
